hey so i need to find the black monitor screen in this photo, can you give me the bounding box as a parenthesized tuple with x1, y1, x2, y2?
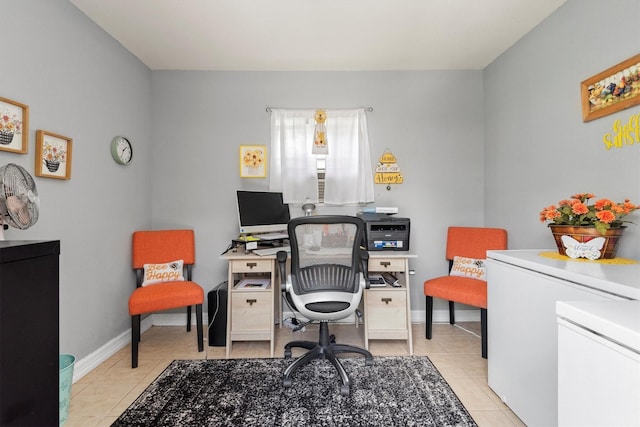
(236, 191, 291, 234)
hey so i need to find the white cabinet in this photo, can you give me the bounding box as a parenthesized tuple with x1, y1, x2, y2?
(486, 250, 640, 427)
(557, 300, 640, 427)
(225, 256, 277, 358)
(364, 253, 416, 355)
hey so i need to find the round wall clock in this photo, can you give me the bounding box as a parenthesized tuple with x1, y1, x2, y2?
(110, 136, 133, 165)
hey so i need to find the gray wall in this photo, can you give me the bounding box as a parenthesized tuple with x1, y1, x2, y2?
(2, 0, 153, 360)
(484, 0, 640, 259)
(3, 0, 639, 363)
(150, 70, 485, 315)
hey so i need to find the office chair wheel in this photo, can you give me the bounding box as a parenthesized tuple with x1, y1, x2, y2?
(365, 357, 374, 366)
(284, 349, 292, 358)
(283, 378, 293, 388)
(340, 384, 350, 396)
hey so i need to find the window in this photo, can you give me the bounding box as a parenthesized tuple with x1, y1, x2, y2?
(269, 109, 374, 205)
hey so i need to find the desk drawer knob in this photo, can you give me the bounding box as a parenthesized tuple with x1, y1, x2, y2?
(246, 262, 257, 269)
(246, 298, 257, 306)
(382, 298, 392, 304)
(380, 261, 391, 268)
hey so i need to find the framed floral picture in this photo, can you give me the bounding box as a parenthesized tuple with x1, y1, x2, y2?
(35, 130, 72, 180)
(581, 54, 640, 122)
(240, 145, 266, 178)
(0, 96, 29, 154)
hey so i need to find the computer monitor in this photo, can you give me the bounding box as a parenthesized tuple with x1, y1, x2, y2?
(236, 190, 291, 235)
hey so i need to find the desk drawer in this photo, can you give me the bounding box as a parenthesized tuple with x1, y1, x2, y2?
(230, 259, 272, 273)
(365, 289, 407, 331)
(231, 291, 271, 331)
(369, 258, 405, 272)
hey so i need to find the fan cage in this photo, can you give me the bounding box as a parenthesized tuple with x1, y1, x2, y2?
(0, 163, 39, 230)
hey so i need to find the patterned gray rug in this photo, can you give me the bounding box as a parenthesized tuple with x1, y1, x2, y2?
(112, 356, 477, 427)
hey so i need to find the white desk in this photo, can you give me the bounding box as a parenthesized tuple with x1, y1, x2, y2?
(221, 248, 416, 358)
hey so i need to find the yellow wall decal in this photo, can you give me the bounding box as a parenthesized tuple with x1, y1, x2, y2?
(602, 112, 640, 150)
(374, 149, 403, 189)
(312, 109, 328, 155)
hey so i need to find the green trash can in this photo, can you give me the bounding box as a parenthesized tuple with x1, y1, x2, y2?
(59, 354, 75, 426)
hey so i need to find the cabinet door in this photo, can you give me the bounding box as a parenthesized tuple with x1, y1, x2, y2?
(365, 289, 407, 333)
(487, 259, 621, 427)
(558, 319, 640, 427)
(231, 291, 271, 332)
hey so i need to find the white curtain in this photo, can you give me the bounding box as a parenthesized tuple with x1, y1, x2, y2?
(270, 108, 374, 205)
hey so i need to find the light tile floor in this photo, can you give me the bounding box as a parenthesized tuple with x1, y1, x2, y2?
(66, 322, 526, 427)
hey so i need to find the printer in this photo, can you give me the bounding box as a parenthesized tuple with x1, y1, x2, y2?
(358, 213, 410, 251)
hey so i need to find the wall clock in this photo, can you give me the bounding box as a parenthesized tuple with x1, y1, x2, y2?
(110, 136, 132, 165)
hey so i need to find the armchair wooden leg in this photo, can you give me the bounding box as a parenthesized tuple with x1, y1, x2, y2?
(186, 305, 192, 332)
(481, 308, 488, 359)
(425, 296, 433, 339)
(449, 300, 455, 325)
(196, 303, 204, 351)
(131, 314, 141, 368)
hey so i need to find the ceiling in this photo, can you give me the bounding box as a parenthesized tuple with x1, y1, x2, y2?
(69, 0, 567, 71)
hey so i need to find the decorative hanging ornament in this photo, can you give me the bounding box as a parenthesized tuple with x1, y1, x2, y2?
(312, 109, 328, 155)
(374, 148, 403, 190)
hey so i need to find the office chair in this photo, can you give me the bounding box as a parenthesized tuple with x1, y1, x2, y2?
(423, 226, 507, 359)
(277, 215, 373, 395)
(128, 229, 204, 368)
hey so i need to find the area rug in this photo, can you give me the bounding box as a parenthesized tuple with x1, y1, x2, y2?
(112, 356, 477, 427)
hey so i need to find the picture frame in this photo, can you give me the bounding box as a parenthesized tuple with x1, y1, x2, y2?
(35, 130, 72, 180)
(240, 145, 266, 178)
(581, 54, 640, 122)
(0, 96, 29, 154)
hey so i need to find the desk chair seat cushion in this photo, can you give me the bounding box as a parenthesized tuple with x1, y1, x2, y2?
(129, 280, 204, 315)
(423, 276, 487, 309)
(290, 285, 363, 319)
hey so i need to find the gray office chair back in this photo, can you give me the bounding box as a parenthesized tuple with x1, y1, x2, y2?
(286, 215, 367, 319)
(290, 216, 363, 287)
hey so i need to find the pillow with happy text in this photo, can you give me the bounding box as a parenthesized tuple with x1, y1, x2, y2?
(142, 259, 185, 286)
(449, 256, 486, 281)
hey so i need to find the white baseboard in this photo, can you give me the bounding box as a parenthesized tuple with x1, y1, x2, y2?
(413, 308, 481, 323)
(72, 307, 480, 382)
(72, 315, 153, 383)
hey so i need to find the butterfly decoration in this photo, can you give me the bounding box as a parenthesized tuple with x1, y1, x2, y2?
(560, 235, 606, 260)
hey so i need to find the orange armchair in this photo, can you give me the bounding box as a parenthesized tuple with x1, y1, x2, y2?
(423, 226, 507, 358)
(128, 229, 204, 368)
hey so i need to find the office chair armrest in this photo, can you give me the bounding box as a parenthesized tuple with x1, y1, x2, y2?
(276, 250, 288, 291)
(359, 246, 370, 289)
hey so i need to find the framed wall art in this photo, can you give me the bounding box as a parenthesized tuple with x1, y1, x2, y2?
(0, 96, 29, 154)
(581, 53, 640, 122)
(240, 145, 266, 178)
(35, 130, 72, 180)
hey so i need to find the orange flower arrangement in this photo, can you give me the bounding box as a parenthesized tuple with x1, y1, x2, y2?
(242, 148, 264, 168)
(540, 193, 639, 235)
(42, 141, 67, 164)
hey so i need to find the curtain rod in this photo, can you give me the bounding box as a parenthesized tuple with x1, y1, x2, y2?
(265, 107, 373, 112)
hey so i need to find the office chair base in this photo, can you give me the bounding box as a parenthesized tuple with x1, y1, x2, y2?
(283, 322, 372, 395)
